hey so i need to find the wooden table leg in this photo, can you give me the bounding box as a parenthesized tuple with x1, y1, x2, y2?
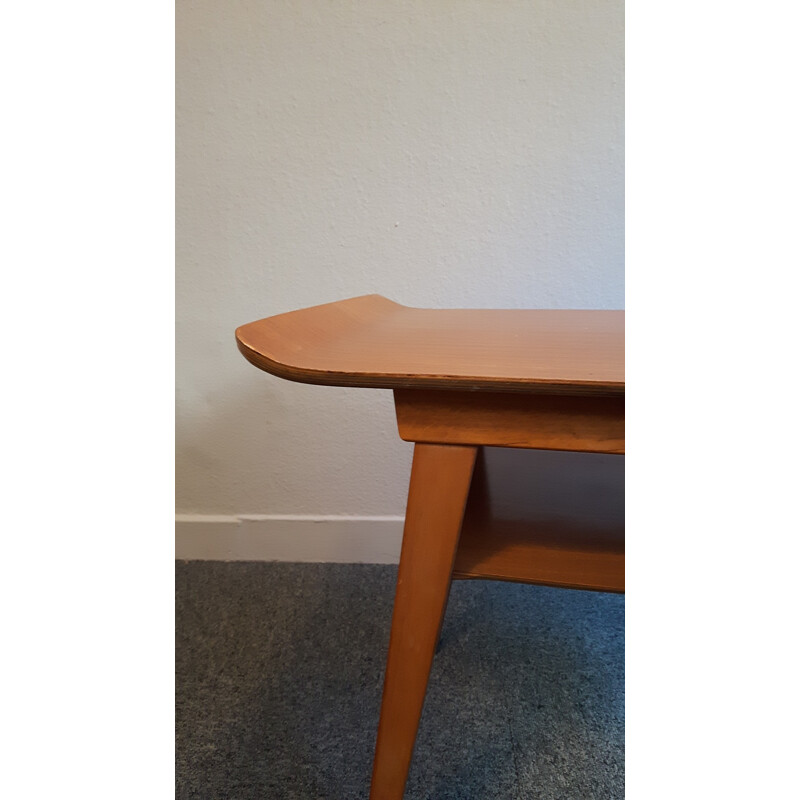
(370, 442, 477, 800)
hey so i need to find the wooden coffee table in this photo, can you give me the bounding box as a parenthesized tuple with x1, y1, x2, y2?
(236, 294, 624, 799)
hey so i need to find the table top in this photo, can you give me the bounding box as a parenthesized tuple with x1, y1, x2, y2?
(235, 295, 624, 395)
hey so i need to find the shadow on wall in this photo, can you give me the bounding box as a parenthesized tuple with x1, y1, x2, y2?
(176, 369, 412, 517)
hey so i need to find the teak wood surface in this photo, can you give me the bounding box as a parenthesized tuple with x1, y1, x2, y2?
(370, 443, 477, 798)
(455, 447, 624, 592)
(235, 295, 625, 800)
(236, 294, 623, 396)
(394, 388, 624, 454)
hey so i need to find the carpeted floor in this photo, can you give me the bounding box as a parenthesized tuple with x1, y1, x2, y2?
(176, 561, 624, 799)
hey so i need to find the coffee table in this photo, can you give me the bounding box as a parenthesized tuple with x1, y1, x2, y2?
(236, 294, 624, 799)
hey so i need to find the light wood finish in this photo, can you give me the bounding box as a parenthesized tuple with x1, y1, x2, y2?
(370, 443, 477, 800)
(454, 447, 624, 592)
(394, 389, 624, 454)
(234, 295, 625, 799)
(236, 294, 623, 396)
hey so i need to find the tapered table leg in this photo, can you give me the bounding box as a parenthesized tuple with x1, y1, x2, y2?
(370, 442, 477, 800)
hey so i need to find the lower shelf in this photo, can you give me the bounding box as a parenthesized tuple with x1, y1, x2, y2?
(453, 447, 624, 592)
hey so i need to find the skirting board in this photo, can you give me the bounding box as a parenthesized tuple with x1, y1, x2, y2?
(175, 515, 405, 563)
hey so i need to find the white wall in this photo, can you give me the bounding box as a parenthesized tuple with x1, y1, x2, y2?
(176, 0, 623, 556)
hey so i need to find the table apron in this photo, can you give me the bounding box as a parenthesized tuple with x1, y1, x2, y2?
(393, 389, 624, 454)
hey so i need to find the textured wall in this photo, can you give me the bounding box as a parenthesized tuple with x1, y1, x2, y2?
(176, 0, 623, 516)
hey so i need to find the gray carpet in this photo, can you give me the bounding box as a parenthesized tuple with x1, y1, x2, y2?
(176, 562, 624, 799)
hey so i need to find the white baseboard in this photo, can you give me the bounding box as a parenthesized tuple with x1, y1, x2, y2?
(175, 514, 404, 563)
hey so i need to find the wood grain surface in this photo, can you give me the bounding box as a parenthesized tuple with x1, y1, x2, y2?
(394, 389, 624, 453)
(453, 447, 624, 592)
(370, 443, 477, 800)
(236, 295, 624, 395)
